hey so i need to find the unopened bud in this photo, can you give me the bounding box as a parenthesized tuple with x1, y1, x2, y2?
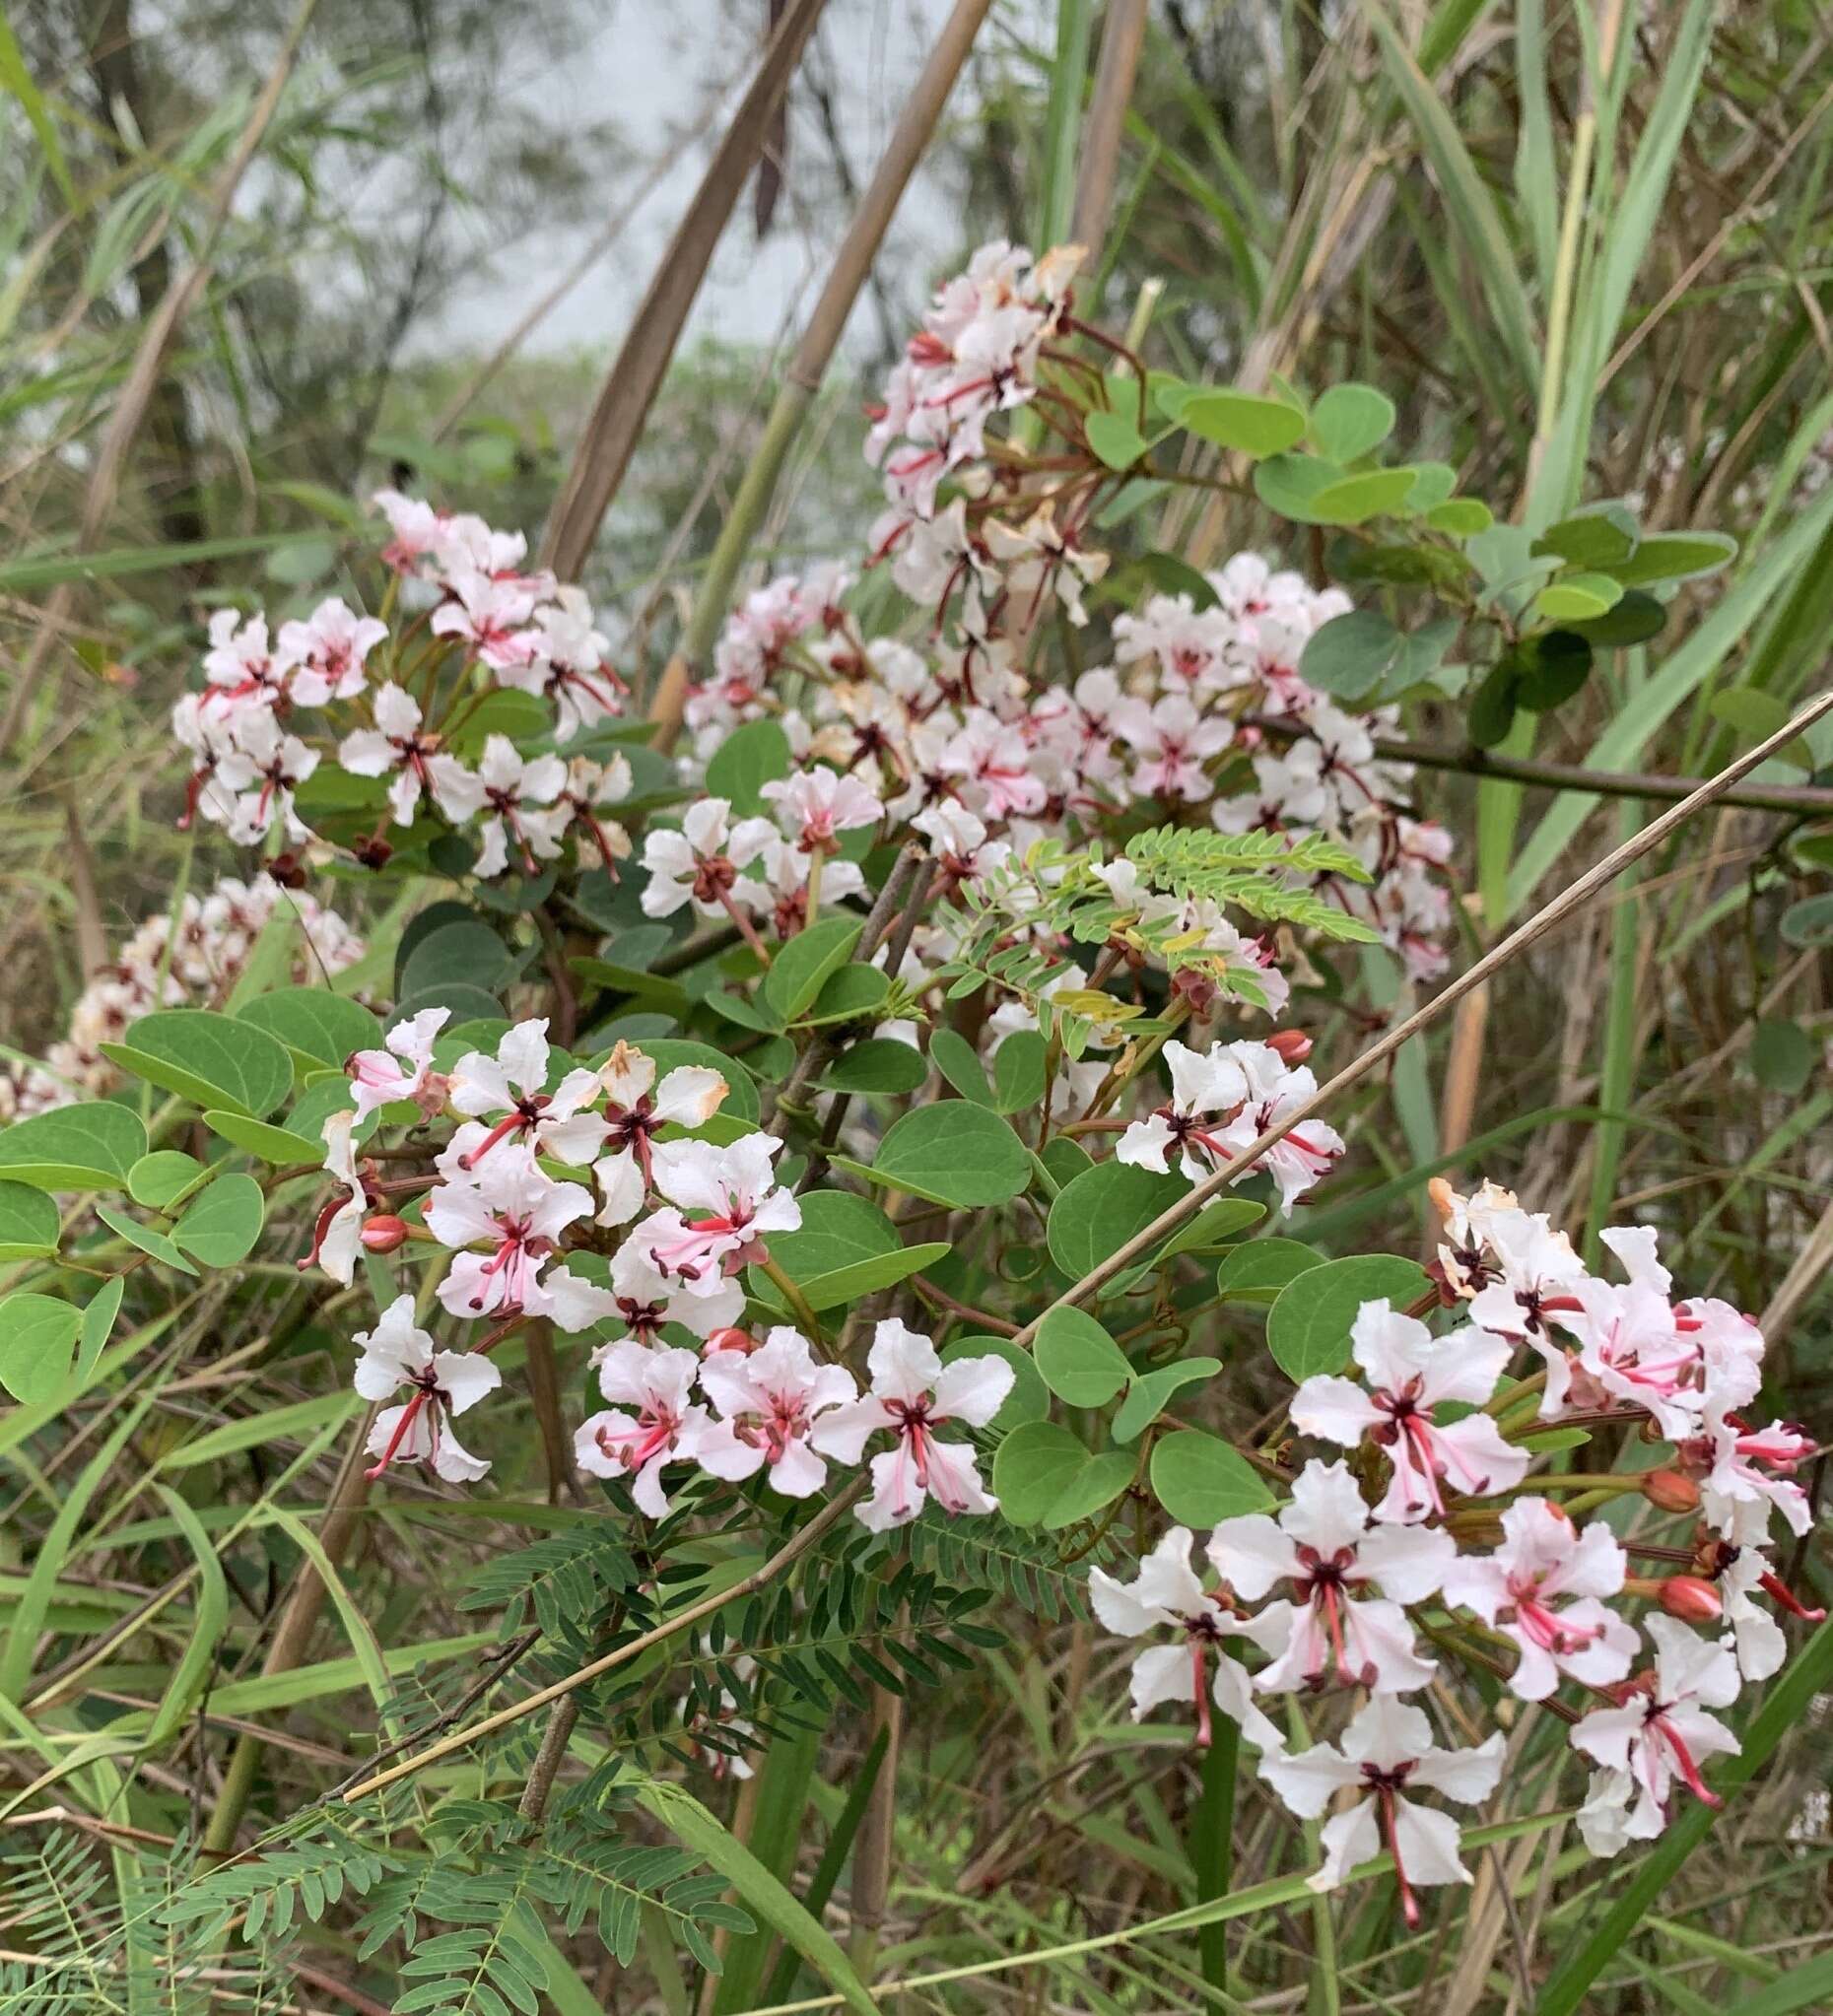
(1427, 1176, 1457, 1223)
(1266, 1029, 1313, 1064)
(361, 1214, 410, 1253)
(1659, 1576, 1723, 1624)
(357, 836, 394, 871)
(703, 1327, 758, 1358)
(1642, 1468, 1701, 1514)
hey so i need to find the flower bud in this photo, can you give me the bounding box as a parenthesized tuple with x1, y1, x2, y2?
(1659, 1576, 1723, 1624)
(361, 1215, 410, 1254)
(1427, 1176, 1457, 1222)
(1266, 1029, 1313, 1064)
(703, 1327, 758, 1358)
(1641, 1468, 1701, 1514)
(357, 836, 395, 871)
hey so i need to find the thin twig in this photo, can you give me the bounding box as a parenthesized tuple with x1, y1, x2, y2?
(338, 1478, 865, 1803)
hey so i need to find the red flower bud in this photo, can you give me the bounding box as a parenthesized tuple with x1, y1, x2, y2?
(1642, 1468, 1702, 1514)
(361, 1215, 410, 1253)
(1266, 1029, 1313, 1064)
(1659, 1576, 1723, 1624)
(703, 1327, 758, 1358)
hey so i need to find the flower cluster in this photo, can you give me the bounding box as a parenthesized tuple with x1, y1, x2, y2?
(0, 873, 363, 1121)
(1090, 1176, 1821, 1917)
(323, 1021, 1013, 1530)
(169, 497, 631, 878)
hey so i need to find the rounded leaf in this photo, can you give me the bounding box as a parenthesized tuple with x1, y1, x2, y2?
(173, 1175, 266, 1268)
(1149, 1429, 1274, 1526)
(866, 1103, 1031, 1209)
(1265, 1253, 1429, 1382)
(1035, 1306, 1130, 1407)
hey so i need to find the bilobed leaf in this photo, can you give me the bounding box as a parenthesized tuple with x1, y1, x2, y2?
(102, 1009, 294, 1118)
(1253, 452, 1343, 522)
(1181, 390, 1307, 456)
(992, 1420, 1134, 1529)
(1047, 1161, 1184, 1285)
(238, 988, 381, 1069)
(929, 1030, 992, 1104)
(865, 1103, 1031, 1208)
(173, 1175, 266, 1268)
(0, 1103, 147, 1191)
(1113, 1359, 1222, 1444)
(1149, 1429, 1273, 1525)
(0, 1295, 82, 1403)
(991, 1031, 1048, 1113)
(1035, 1306, 1131, 1407)
(1307, 383, 1395, 463)
(0, 1182, 58, 1261)
(705, 719, 792, 814)
(1265, 1254, 1429, 1382)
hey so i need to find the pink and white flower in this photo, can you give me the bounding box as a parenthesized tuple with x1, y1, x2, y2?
(1260, 1695, 1503, 1923)
(278, 597, 387, 706)
(1088, 1527, 1286, 1754)
(634, 1133, 801, 1291)
(1290, 1301, 1530, 1522)
(430, 570, 537, 670)
(812, 1317, 1012, 1530)
(1573, 1615, 1741, 1850)
(346, 1005, 449, 1120)
(575, 1341, 708, 1516)
(426, 1154, 594, 1319)
(445, 1019, 607, 1170)
(640, 799, 778, 921)
(355, 1295, 501, 1485)
(592, 1042, 729, 1225)
(1209, 1458, 1452, 1694)
(1440, 1498, 1637, 1700)
(337, 684, 444, 826)
(695, 1327, 857, 1498)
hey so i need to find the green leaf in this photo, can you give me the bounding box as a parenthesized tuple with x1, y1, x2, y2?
(1512, 630, 1595, 712)
(1425, 498, 1493, 536)
(786, 1242, 952, 1314)
(76, 1278, 124, 1385)
(1046, 1161, 1184, 1285)
(632, 1779, 877, 2016)
(1530, 507, 1639, 571)
(0, 1182, 58, 1261)
(1216, 1239, 1325, 1305)
(101, 1009, 294, 1118)
(0, 1103, 147, 1191)
(705, 720, 792, 815)
(0, 1295, 81, 1403)
(1132, 552, 1220, 609)
(1610, 530, 1737, 585)
(1299, 610, 1397, 701)
(1265, 1255, 1429, 1382)
(1567, 589, 1666, 649)
(203, 1109, 325, 1164)
(1307, 384, 1395, 463)
(172, 1175, 266, 1268)
(1086, 410, 1149, 469)
(992, 1421, 1134, 1529)
(928, 1029, 992, 1104)
(1780, 895, 1833, 948)
(763, 919, 860, 1026)
(991, 1031, 1048, 1113)
(1146, 1196, 1265, 1267)
(820, 1040, 926, 1096)
(129, 1151, 204, 1210)
(144, 1487, 230, 1750)
(939, 1335, 1048, 1430)
(765, 1192, 899, 1281)
(1710, 687, 1813, 768)
(801, 965, 890, 1027)
(1149, 1429, 1274, 1525)
(397, 920, 515, 1008)
(1531, 572, 1622, 623)
(238, 988, 381, 1070)
(1467, 660, 1519, 748)
(1307, 467, 1419, 524)
(1113, 1359, 1222, 1444)
(1749, 1019, 1816, 1095)
(1181, 390, 1307, 456)
(865, 1103, 1031, 1208)
(95, 1202, 197, 1276)
(1035, 1306, 1131, 1406)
